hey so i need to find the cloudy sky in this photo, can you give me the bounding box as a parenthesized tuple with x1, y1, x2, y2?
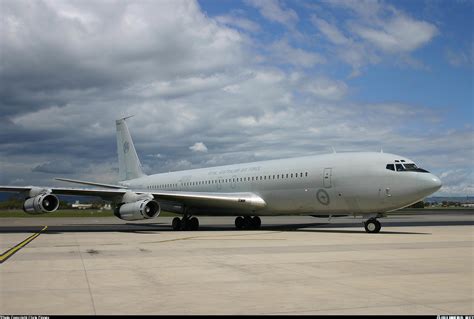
(0, 0, 472, 196)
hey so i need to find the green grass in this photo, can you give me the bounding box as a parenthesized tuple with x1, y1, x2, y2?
(0, 209, 181, 218)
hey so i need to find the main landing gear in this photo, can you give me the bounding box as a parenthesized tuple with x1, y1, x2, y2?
(364, 218, 381, 233)
(235, 216, 261, 230)
(172, 216, 199, 231)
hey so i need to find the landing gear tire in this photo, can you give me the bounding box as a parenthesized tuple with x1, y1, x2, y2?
(252, 216, 261, 229)
(364, 218, 381, 233)
(189, 217, 199, 231)
(172, 216, 199, 231)
(235, 216, 244, 229)
(172, 217, 181, 231)
(243, 216, 253, 229)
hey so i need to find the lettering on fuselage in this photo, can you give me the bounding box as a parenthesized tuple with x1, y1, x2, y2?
(316, 189, 330, 206)
(208, 166, 262, 176)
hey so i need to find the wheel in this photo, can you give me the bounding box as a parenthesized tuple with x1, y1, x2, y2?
(252, 216, 261, 229)
(243, 216, 253, 229)
(364, 219, 381, 233)
(235, 216, 244, 229)
(374, 219, 381, 232)
(172, 217, 181, 231)
(189, 217, 199, 231)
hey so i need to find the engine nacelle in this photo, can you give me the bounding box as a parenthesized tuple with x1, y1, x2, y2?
(114, 199, 161, 221)
(23, 193, 60, 214)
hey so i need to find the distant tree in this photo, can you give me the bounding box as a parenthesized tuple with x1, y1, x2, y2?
(0, 196, 24, 209)
(424, 202, 431, 207)
(59, 200, 70, 209)
(409, 201, 425, 208)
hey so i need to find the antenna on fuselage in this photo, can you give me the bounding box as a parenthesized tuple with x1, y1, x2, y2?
(380, 148, 384, 153)
(331, 146, 336, 153)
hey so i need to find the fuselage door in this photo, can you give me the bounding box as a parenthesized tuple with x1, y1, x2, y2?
(323, 168, 332, 188)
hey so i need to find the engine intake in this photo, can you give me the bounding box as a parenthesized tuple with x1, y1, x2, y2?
(23, 193, 60, 214)
(115, 199, 161, 221)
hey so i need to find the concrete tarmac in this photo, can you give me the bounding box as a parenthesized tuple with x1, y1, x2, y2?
(0, 211, 473, 315)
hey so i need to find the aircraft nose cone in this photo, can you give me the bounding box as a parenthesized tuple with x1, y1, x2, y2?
(420, 174, 442, 194)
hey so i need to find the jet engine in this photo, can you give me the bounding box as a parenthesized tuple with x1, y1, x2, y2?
(114, 192, 161, 221)
(23, 188, 59, 214)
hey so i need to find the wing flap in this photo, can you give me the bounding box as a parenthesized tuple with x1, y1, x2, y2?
(150, 191, 266, 209)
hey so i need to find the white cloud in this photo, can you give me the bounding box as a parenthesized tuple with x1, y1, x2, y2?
(271, 39, 325, 67)
(216, 15, 261, 33)
(311, 16, 350, 45)
(302, 77, 348, 100)
(189, 142, 208, 153)
(310, 4, 438, 76)
(245, 0, 298, 27)
(353, 15, 438, 53)
(445, 47, 473, 67)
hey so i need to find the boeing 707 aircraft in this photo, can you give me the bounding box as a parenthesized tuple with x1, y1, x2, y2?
(0, 118, 442, 233)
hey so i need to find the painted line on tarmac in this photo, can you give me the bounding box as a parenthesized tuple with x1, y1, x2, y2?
(141, 231, 285, 244)
(0, 226, 47, 264)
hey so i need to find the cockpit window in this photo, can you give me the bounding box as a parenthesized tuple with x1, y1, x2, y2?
(404, 163, 417, 170)
(387, 162, 430, 173)
(403, 163, 430, 173)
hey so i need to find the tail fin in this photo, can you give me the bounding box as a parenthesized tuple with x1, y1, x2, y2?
(116, 117, 146, 181)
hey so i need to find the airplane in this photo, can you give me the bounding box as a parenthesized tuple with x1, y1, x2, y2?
(0, 117, 442, 233)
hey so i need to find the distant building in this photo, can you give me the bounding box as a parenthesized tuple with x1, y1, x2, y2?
(101, 203, 112, 210)
(461, 203, 474, 208)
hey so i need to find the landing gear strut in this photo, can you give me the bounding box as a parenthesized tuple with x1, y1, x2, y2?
(364, 218, 381, 233)
(235, 216, 261, 230)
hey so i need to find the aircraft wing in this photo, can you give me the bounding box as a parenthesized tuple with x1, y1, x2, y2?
(0, 186, 126, 199)
(0, 186, 266, 210)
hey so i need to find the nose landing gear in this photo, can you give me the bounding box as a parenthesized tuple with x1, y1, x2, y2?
(364, 218, 381, 233)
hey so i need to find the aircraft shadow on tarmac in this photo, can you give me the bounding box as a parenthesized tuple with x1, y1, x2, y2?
(3, 219, 471, 235)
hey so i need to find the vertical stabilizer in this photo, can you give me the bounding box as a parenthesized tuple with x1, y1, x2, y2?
(116, 117, 146, 181)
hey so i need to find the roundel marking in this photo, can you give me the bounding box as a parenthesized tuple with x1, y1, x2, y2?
(316, 189, 330, 206)
(123, 141, 130, 153)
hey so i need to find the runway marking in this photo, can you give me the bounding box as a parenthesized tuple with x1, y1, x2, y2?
(141, 231, 285, 244)
(0, 226, 47, 264)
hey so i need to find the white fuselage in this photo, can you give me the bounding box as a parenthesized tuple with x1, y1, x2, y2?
(120, 152, 441, 216)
